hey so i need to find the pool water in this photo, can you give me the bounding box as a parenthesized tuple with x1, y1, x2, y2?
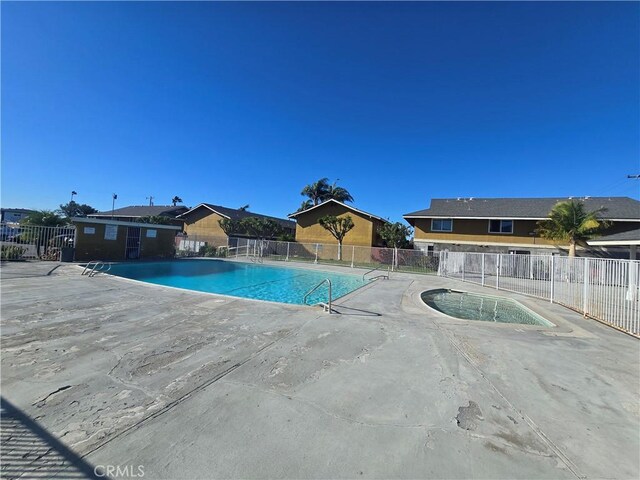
(107, 260, 369, 305)
(421, 289, 554, 327)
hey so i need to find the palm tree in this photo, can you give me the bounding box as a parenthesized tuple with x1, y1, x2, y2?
(301, 178, 330, 206)
(238, 204, 250, 211)
(326, 181, 354, 204)
(171, 196, 183, 207)
(536, 200, 608, 257)
(300, 178, 354, 208)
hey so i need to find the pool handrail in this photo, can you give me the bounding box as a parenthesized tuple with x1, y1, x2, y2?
(303, 278, 332, 314)
(81, 261, 112, 277)
(362, 265, 390, 282)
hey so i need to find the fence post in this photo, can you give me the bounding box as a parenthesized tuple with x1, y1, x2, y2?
(246, 239, 249, 258)
(481, 253, 485, 287)
(314, 244, 319, 264)
(461, 252, 465, 282)
(550, 255, 555, 303)
(351, 245, 355, 268)
(496, 254, 500, 290)
(583, 257, 589, 317)
(286, 242, 290, 261)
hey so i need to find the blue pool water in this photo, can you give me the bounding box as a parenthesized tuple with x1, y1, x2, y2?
(107, 260, 369, 305)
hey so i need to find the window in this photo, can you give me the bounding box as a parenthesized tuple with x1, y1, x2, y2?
(431, 219, 453, 232)
(489, 220, 513, 234)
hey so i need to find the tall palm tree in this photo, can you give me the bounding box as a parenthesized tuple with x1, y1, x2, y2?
(536, 200, 608, 257)
(301, 178, 330, 206)
(326, 181, 354, 204)
(300, 178, 354, 208)
(171, 196, 183, 207)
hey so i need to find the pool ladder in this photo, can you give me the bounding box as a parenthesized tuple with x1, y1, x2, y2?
(303, 278, 333, 314)
(81, 261, 112, 277)
(362, 265, 390, 282)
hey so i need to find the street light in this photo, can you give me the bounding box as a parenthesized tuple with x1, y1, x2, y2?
(70, 191, 77, 202)
(112, 194, 118, 219)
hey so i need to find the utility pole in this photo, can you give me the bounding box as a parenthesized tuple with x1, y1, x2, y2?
(70, 191, 77, 202)
(112, 194, 118, 219)
(146, 196, 154, 206)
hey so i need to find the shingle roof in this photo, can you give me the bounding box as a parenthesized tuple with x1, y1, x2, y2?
(287, 199, 388, 223)
(178, 203, 296, 230)
(89, 205, 188, 218)
(404, 197, 640, 221)
(588, 226, 640, 244)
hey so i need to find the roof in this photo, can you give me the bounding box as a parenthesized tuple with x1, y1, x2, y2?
(404, 197, 640, 221)
(177, 203, 296, 230)
(1, 208, 35, 214)
(89, 205, 188, 218)
(71, 217, 182, 230)
(587, 226, 640, 246)
(288, 199, 388, 223)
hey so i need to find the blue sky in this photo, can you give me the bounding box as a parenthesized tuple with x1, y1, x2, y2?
(2, 1, 639, 222)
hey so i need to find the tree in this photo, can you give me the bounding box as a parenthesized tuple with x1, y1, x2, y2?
(238, 204, 250, 211)
(301, 178, 330, 206)
(218, 218, 242, 236)
(536, 200, 608, 257)
(300, 178, 355, 210)
(21, 210, 67, 227)
(379, 222, 412, 249)
(58, 201, 97, 219)
(171, 196, 183, 206)
(139, 215, 173, 225)
(240, 217, 282, 239)
(318, 215, 354, 260)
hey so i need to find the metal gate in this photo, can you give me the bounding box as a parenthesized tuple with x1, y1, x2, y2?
(0, 223, 76, 261)
(125, 227, 141, 260)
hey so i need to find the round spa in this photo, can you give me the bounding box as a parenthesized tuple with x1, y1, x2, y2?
(421, 289, 554, 327)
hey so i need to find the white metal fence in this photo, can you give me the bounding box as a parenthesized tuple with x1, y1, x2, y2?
(439, 251, 640, 337)
(0, 223, 76, 261)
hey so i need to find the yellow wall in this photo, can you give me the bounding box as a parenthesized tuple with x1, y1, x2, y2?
(183, 209, 228, 239)
(412, 218, 558, 246)
(74, 222, 178, 261)
(294, 203, 384, 247)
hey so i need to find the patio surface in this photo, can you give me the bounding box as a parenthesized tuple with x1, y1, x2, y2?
(1, 260, 638, 479)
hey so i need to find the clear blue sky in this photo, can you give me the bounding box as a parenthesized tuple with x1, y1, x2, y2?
(2, 1, 639, 222)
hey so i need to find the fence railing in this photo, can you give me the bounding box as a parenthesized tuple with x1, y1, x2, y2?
(0, 223, 76, 261)
(439, 251, 640, 337)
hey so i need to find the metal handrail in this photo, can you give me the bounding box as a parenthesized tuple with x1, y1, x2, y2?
(303, 278, 332, 314)
(82, 261, 112, 277)
(362, 265, 390, 281)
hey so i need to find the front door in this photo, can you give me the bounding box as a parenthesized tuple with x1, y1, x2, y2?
(125, 227, 141, 260)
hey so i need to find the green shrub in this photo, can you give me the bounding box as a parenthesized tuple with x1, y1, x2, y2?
(199, 245, 228, 258)
(1, 245, 26, 260)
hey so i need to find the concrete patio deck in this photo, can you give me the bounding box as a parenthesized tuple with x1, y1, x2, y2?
(1, 260, 638, 479)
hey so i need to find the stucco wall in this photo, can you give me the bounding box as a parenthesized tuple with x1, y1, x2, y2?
(183, 209, 228, 238)
(412, 218, 557, 247)
(294, 203, 382, 247)
(74, 222, 177, 261)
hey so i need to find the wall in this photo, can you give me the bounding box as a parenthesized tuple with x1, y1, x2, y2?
(412, 218, 557, 247)
(182, 209, 228, 239)
(73, 221, 178, 261)
(294, 203, 379, 246)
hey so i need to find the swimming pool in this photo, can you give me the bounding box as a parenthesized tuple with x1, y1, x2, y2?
(421, 289, 554, 327)
(106, 260, 369, 305)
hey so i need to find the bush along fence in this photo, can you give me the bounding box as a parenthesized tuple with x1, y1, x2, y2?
(439, 251, 640, 337)
(0, 224, 76, 261)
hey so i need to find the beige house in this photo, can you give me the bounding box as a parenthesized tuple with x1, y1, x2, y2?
(177, 203, 295, 246)
(288, 199, 387, 247)
(404, 196, 640, 258)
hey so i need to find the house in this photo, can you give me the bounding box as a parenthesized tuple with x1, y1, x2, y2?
(1, 208, 35, 223)
(176, 203, 296, 246)
(403, 197, 640, 258)
(288, 199, 387, 247)
(88, 205, 188, 224)
(71, 217, 182, 261)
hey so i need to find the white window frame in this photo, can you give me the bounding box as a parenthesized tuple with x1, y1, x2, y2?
(488, 219, 514, 234)
(431, 218, 453, 232)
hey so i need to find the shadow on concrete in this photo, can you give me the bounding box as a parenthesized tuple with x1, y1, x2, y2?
(331, 304, 382, 316)
(1, 397, 100, 479)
